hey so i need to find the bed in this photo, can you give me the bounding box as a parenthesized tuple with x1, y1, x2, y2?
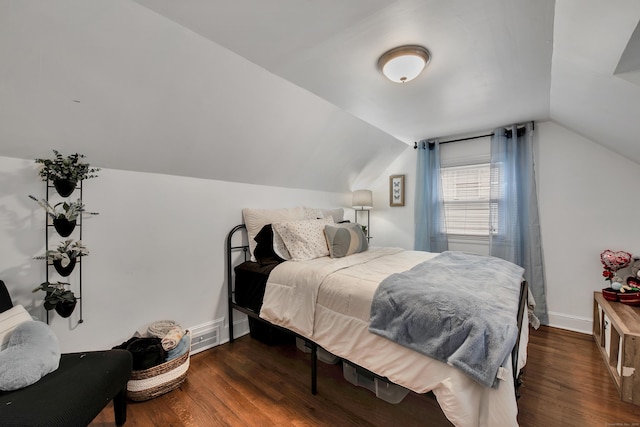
(226, 207, 529, 427)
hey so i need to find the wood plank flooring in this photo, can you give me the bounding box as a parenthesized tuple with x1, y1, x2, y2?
(91, 326, 640, 426)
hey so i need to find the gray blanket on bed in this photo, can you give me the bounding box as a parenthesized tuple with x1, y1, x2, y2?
(368, 251, 524, 388)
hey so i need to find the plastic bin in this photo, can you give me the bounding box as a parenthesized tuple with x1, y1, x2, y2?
(342, 361, 409, 404)
(295, 337, 339, 364)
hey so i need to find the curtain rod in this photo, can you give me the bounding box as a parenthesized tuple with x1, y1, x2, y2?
(414, 133, 491, 149)
(413, 121, 535, 149)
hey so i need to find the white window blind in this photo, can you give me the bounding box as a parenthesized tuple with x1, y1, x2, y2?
(441, 163, 497, 236)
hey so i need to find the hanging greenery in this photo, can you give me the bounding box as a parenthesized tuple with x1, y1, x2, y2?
(34, 150, 100, 182)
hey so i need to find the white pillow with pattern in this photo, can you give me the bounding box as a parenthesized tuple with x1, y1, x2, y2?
(272, 217, 334, 261)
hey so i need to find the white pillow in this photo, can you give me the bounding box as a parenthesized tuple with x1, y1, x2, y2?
(304, 207, 345, 223)
(0, 305, 33, 351)
(0, 320, 60, 391)
(272, 229, 292, 261)
(272, 217, 334, 261)
(242, 207, 306, 261)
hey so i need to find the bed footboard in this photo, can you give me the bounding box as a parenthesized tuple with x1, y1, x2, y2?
(512, 280, 528, 397)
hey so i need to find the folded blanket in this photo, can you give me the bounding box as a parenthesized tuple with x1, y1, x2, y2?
(369, 251, 524, 388)
(161, 326, 184, 351)
(166, 333, 190, 361)
(147, 320, 179, 339)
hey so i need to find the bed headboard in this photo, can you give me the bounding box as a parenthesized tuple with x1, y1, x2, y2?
(226, 224, 249, 343)
(226, 224, 248, 300)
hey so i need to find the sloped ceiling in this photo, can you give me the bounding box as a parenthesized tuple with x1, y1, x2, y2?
(0, 0, 404, 192)
(0, 1, 639, 193)
(551, 0, 640, 162)
(133, 0, 555, 142)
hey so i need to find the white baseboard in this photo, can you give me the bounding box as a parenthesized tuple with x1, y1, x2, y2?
(220, 312, 593, 347)
(546, 311, 592, 335)
(221, 317, 249, 345)
(189, 318, 224, 354)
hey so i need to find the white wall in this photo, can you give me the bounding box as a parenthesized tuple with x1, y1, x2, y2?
(4, 119, 638, 352)
(0, 155, 348, 352)
(0, 0, 406, 195)
(537, 121, 640, 332)
(364, 148, 414, 250)
(369, 120, 640, 334)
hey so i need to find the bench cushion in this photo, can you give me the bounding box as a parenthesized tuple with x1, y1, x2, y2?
(0, 350, 132, 427)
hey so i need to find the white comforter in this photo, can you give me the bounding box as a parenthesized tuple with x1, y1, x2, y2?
(259, 247, 527, 427)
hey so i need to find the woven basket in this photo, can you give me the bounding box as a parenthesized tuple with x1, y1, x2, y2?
(127, 331, 191, 402)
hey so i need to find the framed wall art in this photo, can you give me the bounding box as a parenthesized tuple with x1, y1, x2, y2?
(389, 175, 405, 207)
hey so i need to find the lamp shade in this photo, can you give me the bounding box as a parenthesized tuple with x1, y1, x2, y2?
(378, 45, 430, 83)
(352, 190, 373, 209)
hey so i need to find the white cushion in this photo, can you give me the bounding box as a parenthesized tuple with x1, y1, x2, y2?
(0, 305, 33, 351)
(242, 207, 306, 261)
(272, 217, 334, 261)
(304, 207, 345, 223)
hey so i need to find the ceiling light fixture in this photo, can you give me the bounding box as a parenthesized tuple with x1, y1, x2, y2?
(378, 45, 431, 83)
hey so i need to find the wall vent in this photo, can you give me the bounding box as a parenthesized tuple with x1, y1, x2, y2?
(189, 319, 223, 355)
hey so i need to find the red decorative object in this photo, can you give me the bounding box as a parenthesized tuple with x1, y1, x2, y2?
(628, 277, 640, 288)
(619, 291, 640, 306)
(601, 250, 632, 272)
(602, 269, 614, 281)
(602, 288, 620, 302)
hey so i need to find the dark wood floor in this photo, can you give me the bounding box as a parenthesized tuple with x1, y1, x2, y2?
(91, 326, 640, 426)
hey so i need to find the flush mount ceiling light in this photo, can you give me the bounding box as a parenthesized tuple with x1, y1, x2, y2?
(378, 45, 431, 83)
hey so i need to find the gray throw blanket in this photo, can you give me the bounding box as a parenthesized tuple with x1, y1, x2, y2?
(369, 251, 524, 388)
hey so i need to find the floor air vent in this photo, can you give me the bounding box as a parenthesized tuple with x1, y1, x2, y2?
(189, 319, 223, 354)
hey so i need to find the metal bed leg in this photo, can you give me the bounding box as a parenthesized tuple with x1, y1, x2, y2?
(229, 303, 234, 343)
(310, 341, 318, 395)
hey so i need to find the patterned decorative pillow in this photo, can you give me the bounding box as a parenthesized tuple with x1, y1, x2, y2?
(272, 217, 334, 261)
(324, 223, 369, 258)
(272, 229, 292, 261)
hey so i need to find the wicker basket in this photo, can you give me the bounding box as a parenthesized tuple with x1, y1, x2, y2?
(127, 331, 191, 401)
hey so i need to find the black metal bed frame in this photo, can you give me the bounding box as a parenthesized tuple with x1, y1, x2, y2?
(226, 224, 319, 394)
(226, 223, 528, 398)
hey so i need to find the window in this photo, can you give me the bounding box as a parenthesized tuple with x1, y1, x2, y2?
(441, 163, 498, 236)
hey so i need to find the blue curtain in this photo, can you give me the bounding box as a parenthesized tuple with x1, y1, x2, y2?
(415, 140, 449, 253)
(490, 123, 548, 324)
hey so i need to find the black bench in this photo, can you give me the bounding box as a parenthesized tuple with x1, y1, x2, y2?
(0, 280, 132, 427)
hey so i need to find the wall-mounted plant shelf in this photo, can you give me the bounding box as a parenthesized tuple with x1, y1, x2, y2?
(43, 178, 84, 324)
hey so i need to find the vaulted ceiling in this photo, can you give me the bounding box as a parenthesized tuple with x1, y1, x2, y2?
(0, 1, 639, 192)
(134, 0, 555, 142)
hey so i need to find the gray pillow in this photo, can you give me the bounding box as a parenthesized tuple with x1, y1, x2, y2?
(324, 223, 368, 258)
(0, 320, 60, 391)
